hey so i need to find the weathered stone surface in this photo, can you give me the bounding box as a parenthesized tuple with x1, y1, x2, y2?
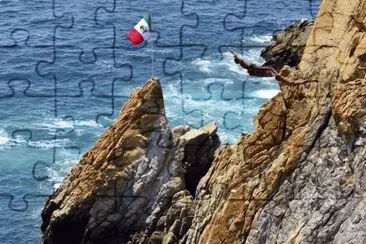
(231, 19, 313, 80)
(41, 78, 219, 244)
(184, 0, 366, 243)
(42, 0, 366, 243)
(244, 118, 365, 243)
(179, 122, 220, 197)
(261, 19, 314, 71)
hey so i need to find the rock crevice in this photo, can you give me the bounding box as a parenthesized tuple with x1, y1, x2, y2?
(41, 78, 220, 244)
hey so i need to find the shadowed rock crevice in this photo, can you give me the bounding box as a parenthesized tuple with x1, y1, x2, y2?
(261, 19, 314, 71)
(41, 78, 220, 244)
(173, 124, 220, 197)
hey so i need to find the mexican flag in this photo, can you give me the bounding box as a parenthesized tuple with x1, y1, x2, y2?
(127, 13, 151, 46)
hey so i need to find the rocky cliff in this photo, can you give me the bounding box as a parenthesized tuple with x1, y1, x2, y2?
(41, 78, 219, 243)
(185, 0, 366, 243)
(42, 0, 366, 243)
(261, 19, 314, 71)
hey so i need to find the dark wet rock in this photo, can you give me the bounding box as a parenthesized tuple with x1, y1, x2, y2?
(261, 19, 314, 71)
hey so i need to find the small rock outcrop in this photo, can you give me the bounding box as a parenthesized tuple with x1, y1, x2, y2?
(41, 78, 219, 244)
(261, 19, 314, 71)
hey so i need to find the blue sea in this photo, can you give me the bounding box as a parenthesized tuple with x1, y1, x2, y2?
(0, 0, 320, 243)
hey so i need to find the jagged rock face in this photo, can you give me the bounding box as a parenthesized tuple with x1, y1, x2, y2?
(41, 78, 219, 243)
(261, 20, 314, 71)
(42, 0, 366, 243)
(245, 118, 366, 243)
(184, 0, 366, 243)
(41, 78, 177, 243)
(178, 123, 220, 197)
(142, 123, 219, 244)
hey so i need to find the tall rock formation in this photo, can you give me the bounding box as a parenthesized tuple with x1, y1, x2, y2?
(41, 78, 219, 243)
(185, 0, 366, 243)
(42, 0, 366, 243)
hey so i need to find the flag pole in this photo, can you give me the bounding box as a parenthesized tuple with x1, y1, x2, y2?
(150, 9, 154, 78)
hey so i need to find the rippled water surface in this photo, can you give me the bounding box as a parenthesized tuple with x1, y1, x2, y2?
(0, 0, 321, 243)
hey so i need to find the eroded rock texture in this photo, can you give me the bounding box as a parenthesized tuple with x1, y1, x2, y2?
(42, 0, 366, 243)
(261, 19, 314, 71)
(41, 78, 219, 244)
(185, 0, 366, 243)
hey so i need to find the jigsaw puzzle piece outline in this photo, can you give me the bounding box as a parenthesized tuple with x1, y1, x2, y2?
(31, 125, 82, 182)
(31, 0, 134, 104)
(162, 0, 257, 122)
(163, 44, 207, 128)
(0, 130, 56, 212)
(181, 0, 249, 60)
(0, 0, 74, 100)
(54, 78, 131, 127)
(0, 121, 82, 208)
(0, 193, 48, 212)
(222, 0, 322, 57)
(0, 0, 73, 48)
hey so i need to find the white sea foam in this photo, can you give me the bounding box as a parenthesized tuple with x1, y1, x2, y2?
(0, 129, 10, 145)
(191, 52, 246, 78)
(37, 118, 101, 133)
(219, 132, 242, 145)
(0, 129, 29, 149)
(76, 120, 100, 127)
(246, 34, 273, 44)
(192, 59, 212, 73)
(12, 135, 28, 144)
(47, 156, 79, 191)
(163, 49, 280, 143)
(242, 49, 264, 64)
(28, 138, 71, 149)
(222, 50, 264, 76)
(0, 126, 74, 150)
(36, 118, 73, 131)
(54, 120, 74, 129)
(250, 89, 280, 99)
(96, 60, 116, 71)
(203, 78, 234, 85)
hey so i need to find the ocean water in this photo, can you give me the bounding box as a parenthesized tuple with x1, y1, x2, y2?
(0, 0, 321, 243)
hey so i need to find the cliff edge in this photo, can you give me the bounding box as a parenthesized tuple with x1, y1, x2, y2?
(186, 0, 366, 243)
(42, 0, 366, 243)
(41, 78, 219, 243)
